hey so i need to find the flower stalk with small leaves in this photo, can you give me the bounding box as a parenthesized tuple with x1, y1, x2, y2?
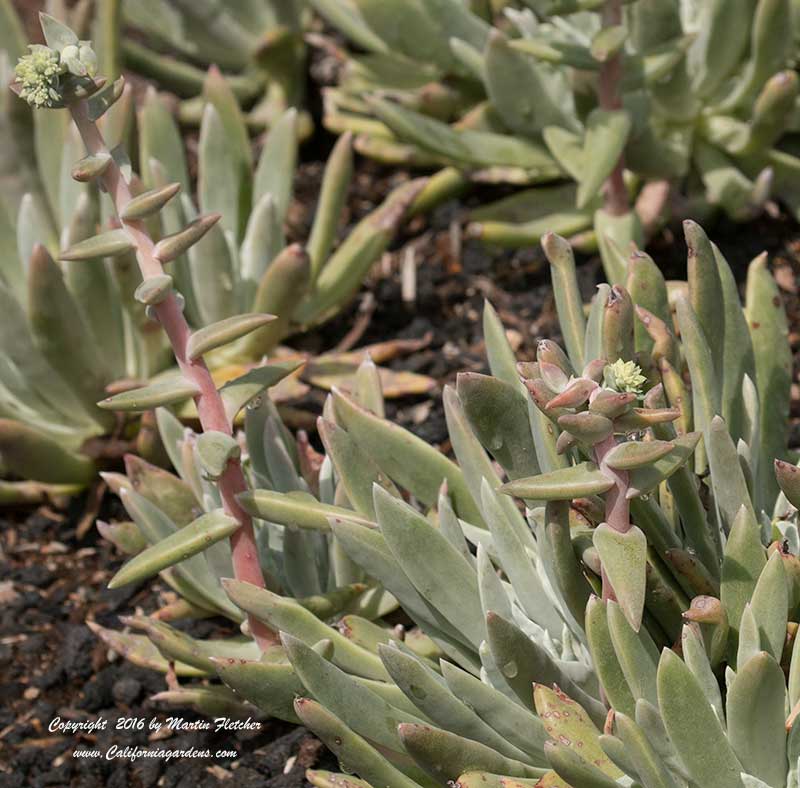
(13, 14, 282, 649)
(0, 2, 175, 500)
(518, 340, 669, 617)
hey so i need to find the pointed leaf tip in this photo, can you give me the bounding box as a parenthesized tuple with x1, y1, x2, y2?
(60, 229, 135, 261)
(776, 459, 800, 509)
(121, 183, 182, 221)
(153, 213, 222, 262)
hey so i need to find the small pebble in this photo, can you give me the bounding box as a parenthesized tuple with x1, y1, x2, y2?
(111, 677, 141, 706)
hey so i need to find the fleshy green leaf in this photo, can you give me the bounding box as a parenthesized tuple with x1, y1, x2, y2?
(375, 486, 484, 649)
(60, 228, 135, 260)
(71, 152, 112, 181)
(657, 648, 744, 788)
(749, 551, 788, 661)
(727, 652, 787, 787)
(501, 462, 614, 501)
(397, 722, 543, 783)
(218, 361, 303, 423)
(488, 613, 607, 726)
(133, 274, 173, 306)
(39, 12, 78, 52)
(721, 506, 767, 645)
(604, 440, 675, 470)
(120, 182, 181, 220)
(440, 660, 550, 765)
(534, 684, 621, 777)
(606, 599, 660, 706)
(214, 650, 303, 724)
(195, 431, 240, 480)
(331, 389, 484, 525)
(586, 596, 636, 716)
(242, 244, 310, 357)
(594, 526, 647, 632)
(153, 213, 221, 263)
(576, 109, 631, 210)
(378, 643, 529, 762)
(0, 418, 94, 485)
(541, 232, 586, 370)
(485, 29, 577, 136)
(309, 132, 354, 281)
(295, 698, 420, 788)
(608, 712, 680, 788)
(237, 489, 373, 532)
(283, 634, 426, 759)
(108, 510, 238, 589)
(457, 372, 539, 480)
(98, 377, 200, 412)
(253, 108, 297, 226)
(626, 432, 701, 498)
(186, 313, 276, 360)
(745, 252, 792, 510)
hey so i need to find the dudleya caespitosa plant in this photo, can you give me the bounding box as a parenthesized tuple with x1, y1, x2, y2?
(312, 0, 800, 286)
(10, 11, 308, 650)
(15, 12, 800, 788)
(84, 194, 800, 787)
(235, 227, 799, 788)
(0, 6, 426, 500)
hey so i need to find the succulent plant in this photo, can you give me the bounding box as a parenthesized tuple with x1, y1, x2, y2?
(121, 0, 312, 136)
(87, 192, 798, 784)
(22, 12, 800, 788)
(312, 0, 800, 282)
(248, 228, 796, 787)
(12, 11, 312, 648)
(0, 8, 425, 497)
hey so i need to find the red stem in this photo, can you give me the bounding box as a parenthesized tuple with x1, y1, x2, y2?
(69, 97, 276, 650)
(597, 0, 629, 217)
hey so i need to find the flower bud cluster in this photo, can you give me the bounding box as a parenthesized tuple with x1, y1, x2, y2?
(14, 40, 97, 108)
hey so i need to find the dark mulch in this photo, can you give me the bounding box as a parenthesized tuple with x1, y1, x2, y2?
(0, 501, 336, 787)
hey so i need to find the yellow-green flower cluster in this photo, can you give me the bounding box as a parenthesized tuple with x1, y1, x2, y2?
(14, 44, 63, 108)
(604, 359, 647, 396)
(14, 38, 98, 109)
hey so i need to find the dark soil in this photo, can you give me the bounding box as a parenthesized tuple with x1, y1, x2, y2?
(0, 501, 336, 787)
